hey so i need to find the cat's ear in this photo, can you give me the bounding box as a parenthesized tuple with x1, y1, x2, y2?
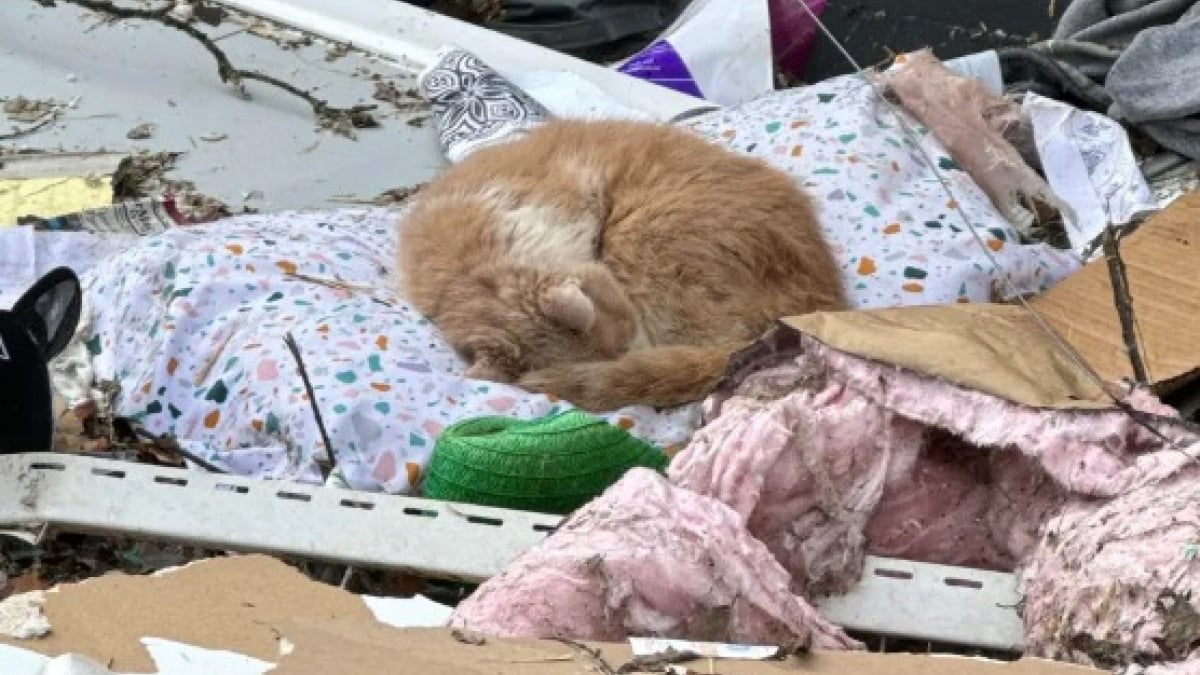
(539, 280, 595, 333)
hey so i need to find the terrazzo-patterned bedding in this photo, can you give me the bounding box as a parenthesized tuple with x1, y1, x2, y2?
(76, 69, 1083, 495)
(81, 209, 702, 493)
(681, 74, 1081, 307)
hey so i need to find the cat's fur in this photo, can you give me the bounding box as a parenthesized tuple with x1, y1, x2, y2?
(397, 119, 846, 411)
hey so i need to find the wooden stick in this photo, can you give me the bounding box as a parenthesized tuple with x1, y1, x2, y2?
(1101, 227, 1149, 385)
(283, 332, 337, 481)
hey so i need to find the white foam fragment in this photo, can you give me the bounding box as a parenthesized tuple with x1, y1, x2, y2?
(362, 594, 454, 628)
(0, 591, 51, 639)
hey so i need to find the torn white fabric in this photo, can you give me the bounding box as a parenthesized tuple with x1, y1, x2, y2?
(362, 595, 453, 629)
(0, 226, 36, 309)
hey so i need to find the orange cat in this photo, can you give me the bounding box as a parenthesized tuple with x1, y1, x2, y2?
(397, 119, 846, 411)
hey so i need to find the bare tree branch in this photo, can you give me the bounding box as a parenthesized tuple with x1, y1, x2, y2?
(30, 0, 379, 137)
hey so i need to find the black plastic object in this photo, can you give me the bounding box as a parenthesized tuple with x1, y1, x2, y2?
(488, 0, 670, 56)
(0, 267, 83, 455)
(801, 0, 1058, 84)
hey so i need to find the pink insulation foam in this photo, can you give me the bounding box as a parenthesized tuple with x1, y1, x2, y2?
(672, 334, 1189, 597)
(881, 49, 1067, 231)
(670, 372, 909, 597)
(450, 468, 858, 650)
(451, 326, 1200, 670)
(1022, 469, 1200, 668)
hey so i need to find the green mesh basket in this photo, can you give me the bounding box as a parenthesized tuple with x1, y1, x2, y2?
(422, 410, 670, 515)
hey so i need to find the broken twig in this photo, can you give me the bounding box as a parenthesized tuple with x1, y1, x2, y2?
(1101, 227, 1149, 385)
(30, 0, 378, 136)
(554, 639, 617, 675)
(0, 97, 78, 140)
(1, 109, 59, 140)
(283, 270, 395, 306)
(283, 332, 337, 481)
(132, 426, 226, 473)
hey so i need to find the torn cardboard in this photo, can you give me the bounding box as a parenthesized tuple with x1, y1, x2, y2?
(0, 555, 376, 672)
(782, 304, 1109, 410)
(0, 555, 1102, 674)
(1031, 190, 1200, 393)
(782, 190, 1200, 410)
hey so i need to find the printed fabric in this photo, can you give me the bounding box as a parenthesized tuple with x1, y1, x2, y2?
(420, 48, 551, 162)
(422, 50, 1081, 307)
(79, 64, 1083, 495)
(680, 76, 1082, 307)
(81, 209, 700, 493)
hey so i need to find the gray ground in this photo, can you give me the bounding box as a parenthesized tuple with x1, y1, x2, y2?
(0, 0, 448, 214)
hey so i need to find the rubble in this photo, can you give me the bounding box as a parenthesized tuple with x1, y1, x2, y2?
(0, 96, 74, 141)
(26, 0, 381, 137)
(2, 97, 60, 124)
(2, 0, 1200, 671)
(0, 555, 1090, 672)
(371, 77, 426, 113)
(109, 151, 231, 221)
(124, 122, 155, 140)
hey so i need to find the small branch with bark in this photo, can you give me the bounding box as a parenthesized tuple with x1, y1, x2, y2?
(30, 0, 378, 137)
(1102, 227, 1149, 386)
(284, 332, 339, 482)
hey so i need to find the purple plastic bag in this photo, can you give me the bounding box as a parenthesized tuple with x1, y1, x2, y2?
(616, 0, 827, 105)
(770, 0, 827, 80)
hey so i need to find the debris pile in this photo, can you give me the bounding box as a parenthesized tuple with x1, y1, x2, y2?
(2, 0, 1200, 673)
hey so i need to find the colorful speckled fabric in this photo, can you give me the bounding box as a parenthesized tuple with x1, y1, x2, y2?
(423, 53, 1080, 307)
(681, 75, 1082, 307)
(81, 208, 700, 493)
(79, 72, 1082, 496)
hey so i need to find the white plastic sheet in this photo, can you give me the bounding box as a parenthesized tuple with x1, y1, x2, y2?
(0, 640, 273, 675)
(1024, 92, 1163, 257)
(617, 0, 773, 106)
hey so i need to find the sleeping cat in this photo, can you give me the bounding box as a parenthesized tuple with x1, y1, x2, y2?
(397, 118, 846, 412)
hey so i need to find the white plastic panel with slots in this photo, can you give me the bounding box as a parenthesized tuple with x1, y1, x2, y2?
(0, 453, 559, 583)
(0, 452, 1024, 650)
(816, 557, 1025, 651)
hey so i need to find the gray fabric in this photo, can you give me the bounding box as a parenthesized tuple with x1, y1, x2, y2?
(999, 0, 1200, 165)
(1106, 3, 1200, 122)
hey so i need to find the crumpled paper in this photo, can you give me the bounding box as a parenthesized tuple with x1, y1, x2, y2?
(1024, 92, 1164, 258)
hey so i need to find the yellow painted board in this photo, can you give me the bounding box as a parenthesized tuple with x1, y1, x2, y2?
(0, 176, 112, 226)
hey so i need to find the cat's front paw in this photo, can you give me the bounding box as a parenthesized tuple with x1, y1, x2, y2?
(517, 366, 578, 399)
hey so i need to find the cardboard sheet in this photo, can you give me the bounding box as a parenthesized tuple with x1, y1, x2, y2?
(783, 190, 1200, 410)
(1031, 190, 1200, 393)
(2, 556, 376, 672)
(782, 304, 1111, 410)
(0, 555, 1101, 674)
(268, 625, 1102, 675)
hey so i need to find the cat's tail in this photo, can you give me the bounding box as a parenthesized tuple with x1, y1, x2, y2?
(517, 345, 736, 412)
